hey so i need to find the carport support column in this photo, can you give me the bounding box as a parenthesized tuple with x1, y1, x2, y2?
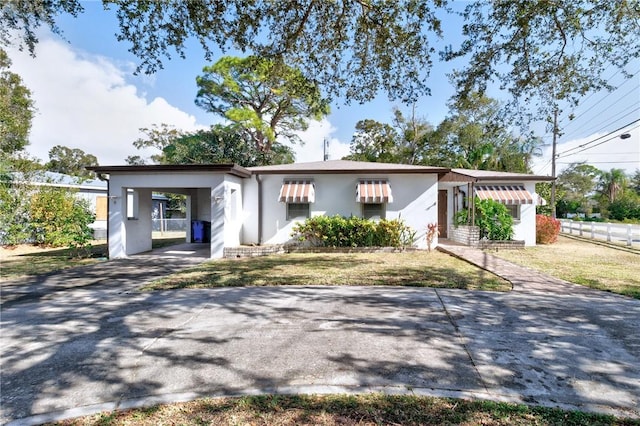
(210, 183, 226, 258)
(185, 195, 192, 243)
(107, 183, 127, 258)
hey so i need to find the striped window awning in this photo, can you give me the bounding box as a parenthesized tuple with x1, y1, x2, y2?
(474, 185, 534, 205)
(279, 180, 315, 203)
(357, 180, 393, 203)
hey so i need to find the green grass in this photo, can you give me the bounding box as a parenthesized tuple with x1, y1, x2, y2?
(49, 393, 640, 425)
(0, 237, 185, 281)
(142, 251, 511, 292)
(492, 236, 640, 299)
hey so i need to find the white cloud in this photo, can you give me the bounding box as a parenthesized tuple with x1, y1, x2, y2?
(6, 38, 204, 165)
(292, 119, 351, 163)
(532, 126, 640, 176)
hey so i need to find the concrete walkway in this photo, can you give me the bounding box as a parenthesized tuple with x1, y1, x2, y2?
(1, 244, 639, 424)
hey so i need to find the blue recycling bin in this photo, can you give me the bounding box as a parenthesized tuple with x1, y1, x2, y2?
(192, 220, 204, 242)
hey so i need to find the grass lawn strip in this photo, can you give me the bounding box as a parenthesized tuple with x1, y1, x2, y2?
(49, 394, 639, 425)
(0, 237, 185, 281)
(491, 236, 640, 299)
(143, 251, 511, 292)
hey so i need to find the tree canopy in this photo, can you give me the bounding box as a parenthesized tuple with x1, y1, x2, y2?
(345, 95, 543, 173)
(195, 56, 329, 154)
(0, 48, 34, 155)
(130, 123, 294, 167)
(429, 93, 543, 172)
(344, 119, 399, 164)
(4, 1, 637, 109)
(444, 1, 640, 127)
(162, 125, 294, 167)
(45, 145, 98, 181)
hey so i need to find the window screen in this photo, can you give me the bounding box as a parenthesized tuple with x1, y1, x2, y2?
(362, 203, 385, 220)
(287, 203, 310, 220)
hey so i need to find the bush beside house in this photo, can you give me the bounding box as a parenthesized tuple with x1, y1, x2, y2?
(291, 215, 416, 248)
(536, 214, 561, 244)
(0, 179, 95, 254)
(453, 198, 515, 241)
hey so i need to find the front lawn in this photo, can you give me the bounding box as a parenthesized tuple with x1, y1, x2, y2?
(50, 394, 639, 426)
(492, 236, 640, 299)
(142, 251, 511, 291)
(0, 237, 185, 281)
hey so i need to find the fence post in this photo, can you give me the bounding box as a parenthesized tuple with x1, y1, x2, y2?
(579, 222, 584, 237)
(590, 222, 595, 239)
(628, 224, 633, 247)
(607, 223, 612, 242)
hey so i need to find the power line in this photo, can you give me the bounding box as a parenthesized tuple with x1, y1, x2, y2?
(538, 66, 640, 141)
(563, 101, 640, 140)
(556, 118, 640, 157)
(558, 161, 639, 164)
(557, 122, 640, 158)
(557, 64, 629, 127)
(559, 69, 640, 133)
(560, 89, 640, 140)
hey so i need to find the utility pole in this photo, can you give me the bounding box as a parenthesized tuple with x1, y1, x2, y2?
(550, 109, 558, 218)
(323, 138, 329, 161)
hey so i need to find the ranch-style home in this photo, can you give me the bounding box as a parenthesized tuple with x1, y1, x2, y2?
(88, 160, 554, 259)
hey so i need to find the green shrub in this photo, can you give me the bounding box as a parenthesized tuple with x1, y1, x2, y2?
(474, 198, 514, 240)
(291, 215, 415, 248)
(607, 193, 640, 221)
(29, 186, 95, 252)
(536, 214, 561, 244)
(453, 199, 514, 241)
(0, 180, 31, 245)
(453, 209, 469, 226)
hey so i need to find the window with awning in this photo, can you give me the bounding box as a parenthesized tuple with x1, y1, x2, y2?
(356, 180, 393, 203)
(279, 180, 315, 203)
(474, 185, 534, 205)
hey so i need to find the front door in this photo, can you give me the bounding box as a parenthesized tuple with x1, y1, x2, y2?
(437, 190, 448, 238)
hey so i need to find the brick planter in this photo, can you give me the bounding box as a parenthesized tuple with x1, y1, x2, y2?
(449, 224, 524, 250)
(224, 244, 420, 258)
(449, 225, 481, 246)
(223, 244, 286, 258)
(477, 240, 525, 250)
(287, 246, 420, 254)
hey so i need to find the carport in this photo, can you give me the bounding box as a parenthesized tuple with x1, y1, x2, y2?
(88, 164, 251, 259)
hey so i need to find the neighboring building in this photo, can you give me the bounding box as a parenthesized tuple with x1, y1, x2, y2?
(9, 172, 110, 239)
(89, 160, 553, 259)
(10, 172, 173, 240)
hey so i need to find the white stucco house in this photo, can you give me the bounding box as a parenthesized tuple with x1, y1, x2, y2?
(88, 160, 553, 259)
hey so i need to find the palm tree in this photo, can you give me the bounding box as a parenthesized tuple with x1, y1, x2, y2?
(599, 168, 628, 203)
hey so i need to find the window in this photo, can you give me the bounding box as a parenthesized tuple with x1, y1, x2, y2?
(127, 189, 138, 220)
(505, 204, 521, 221)
(95, 196, 108, 221)
(362, 203, 385, 220)
(287, 203, 310, 220)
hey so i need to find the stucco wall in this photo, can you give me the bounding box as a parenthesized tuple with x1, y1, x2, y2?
(108, 172, 228, 258)
(517, 182, 537, 246)
(244, 173, 439, 248)
(441, 181, 539, 247)
(223, 176, 243, 249)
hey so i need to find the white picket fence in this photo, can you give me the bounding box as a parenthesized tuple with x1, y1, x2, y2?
(559, 219, 640, 247)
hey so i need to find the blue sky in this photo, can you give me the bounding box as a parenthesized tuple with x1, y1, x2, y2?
(5, 2, 639, 174)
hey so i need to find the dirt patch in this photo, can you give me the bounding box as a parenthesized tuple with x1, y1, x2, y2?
(0, 244, 64, 259)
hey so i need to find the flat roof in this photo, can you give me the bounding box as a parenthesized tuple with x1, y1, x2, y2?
(440, 168, 556, 182)
(87, 164, 252, 178)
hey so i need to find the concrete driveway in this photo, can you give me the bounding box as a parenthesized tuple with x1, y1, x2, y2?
(1, 245, 639, 424)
